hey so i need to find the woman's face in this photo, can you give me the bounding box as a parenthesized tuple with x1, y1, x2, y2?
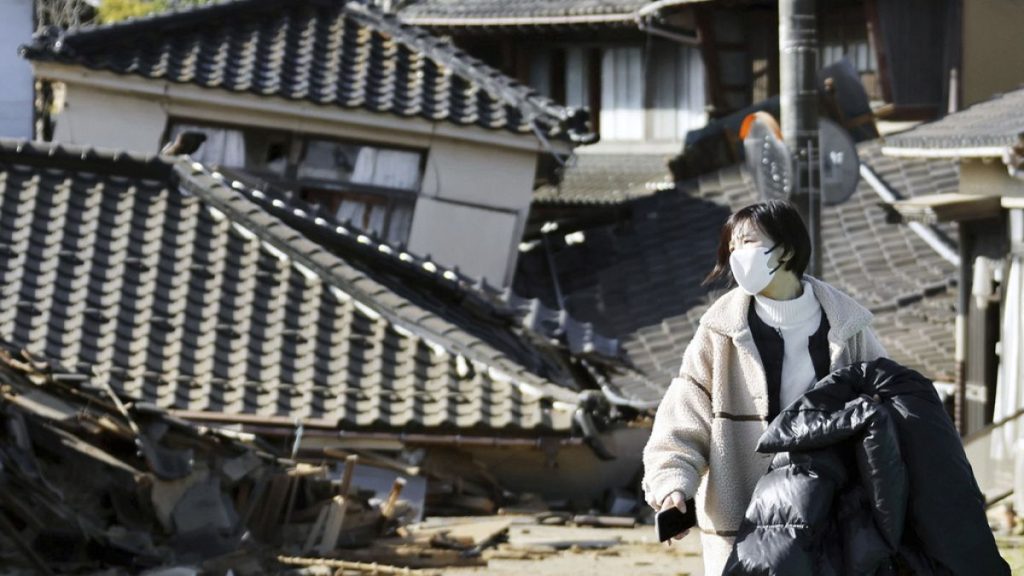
(729, 221, 795, 294)
(729, 221, 773, 254)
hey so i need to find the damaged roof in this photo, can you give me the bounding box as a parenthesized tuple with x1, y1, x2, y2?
(21, 0, 593, 144)
(218, 168, 621, 366)
(533, 153, 675, 205)
(0, 138, 589, 435)
(515, 142, 962, 404)
(395, 0, 672, 26)
(882, 86, 1024, 157)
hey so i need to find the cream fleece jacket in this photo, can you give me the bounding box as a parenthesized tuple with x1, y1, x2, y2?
(641, 276, 887, 576)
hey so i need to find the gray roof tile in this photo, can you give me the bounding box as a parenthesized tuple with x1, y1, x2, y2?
(884, 86, 1024, 153)
(533, 153, 675, 205)
(0, 138, 581, 434)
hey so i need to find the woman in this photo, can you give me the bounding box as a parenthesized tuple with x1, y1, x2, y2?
(641, 200, 887, 576)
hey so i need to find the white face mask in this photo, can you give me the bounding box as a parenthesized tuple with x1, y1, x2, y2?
(729, 244, 782, 295)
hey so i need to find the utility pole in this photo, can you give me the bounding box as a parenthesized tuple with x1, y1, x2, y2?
(779, 0, 822, 277)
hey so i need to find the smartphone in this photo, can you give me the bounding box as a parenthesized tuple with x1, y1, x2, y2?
(656, 499, 697, 542)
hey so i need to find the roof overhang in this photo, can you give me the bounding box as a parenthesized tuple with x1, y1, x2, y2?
(402, 12, 638, 28)
(402, 0, 708, 29)
(891, 193, 1003, 224)
(880, 145, 1009, 159)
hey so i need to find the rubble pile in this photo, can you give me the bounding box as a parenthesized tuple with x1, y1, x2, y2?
(0, 349, 433, 574)
(0, 345, 647, 574)
(0, 347, 288, 573)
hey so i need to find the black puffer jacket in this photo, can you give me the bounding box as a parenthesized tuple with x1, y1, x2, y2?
(724, 358, 1008, 576)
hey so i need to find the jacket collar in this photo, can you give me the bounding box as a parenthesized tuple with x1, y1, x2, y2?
(700, 276, 873, 345)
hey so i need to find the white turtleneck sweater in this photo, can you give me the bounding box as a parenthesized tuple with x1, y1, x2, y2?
(753, 281, 823, 410)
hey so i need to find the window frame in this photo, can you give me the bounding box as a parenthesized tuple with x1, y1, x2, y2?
(163, 117, 426, 244)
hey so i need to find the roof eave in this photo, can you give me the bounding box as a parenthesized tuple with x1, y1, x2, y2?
(880, 145, 1009, 159)
(401, 13, 638, 28)
(891, 193, 1003, 224)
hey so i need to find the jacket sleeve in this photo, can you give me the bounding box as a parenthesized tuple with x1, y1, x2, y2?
(641, 323, 713, 509)
(857, 324, 888, 361)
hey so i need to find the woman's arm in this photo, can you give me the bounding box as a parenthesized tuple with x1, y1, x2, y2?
(641, 324, 714, 509)
(859, 324, 888, 361)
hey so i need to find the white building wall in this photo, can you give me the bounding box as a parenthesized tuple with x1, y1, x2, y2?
(410, 137, 538, 286)
(47, 76, 540, 287)
(51, 83, 169, 152)
(0, 0, 35, 139)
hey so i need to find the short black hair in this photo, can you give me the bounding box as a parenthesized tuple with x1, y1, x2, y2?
(703, 200, 812, 286)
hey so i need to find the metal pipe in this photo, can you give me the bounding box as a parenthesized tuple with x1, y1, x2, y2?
(780, 0, 821, 277)
(956, 221, 972, 434)
(859, 164, 962, 266)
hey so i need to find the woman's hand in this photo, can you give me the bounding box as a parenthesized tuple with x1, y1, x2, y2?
(660, 491, 691, 543)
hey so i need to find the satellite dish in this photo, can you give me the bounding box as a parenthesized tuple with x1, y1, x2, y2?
(818, 118, 860, 206)
(741, 111, 792, 201)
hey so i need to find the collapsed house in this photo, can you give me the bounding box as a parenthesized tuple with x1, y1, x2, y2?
(0, 135, 648, 520)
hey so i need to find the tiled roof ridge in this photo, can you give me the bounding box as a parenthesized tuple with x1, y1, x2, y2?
(0, 138, 168, 176)
(0, 138, 581, 407)
(23, 0, 594, 144)
(218, 169, 621, 360)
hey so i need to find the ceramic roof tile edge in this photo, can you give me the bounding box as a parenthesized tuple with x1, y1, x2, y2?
(0, 138, 584, 413)
(219, 169, 622, 361)
(20, 0, 596, 145)
(396, 0, 709, 27)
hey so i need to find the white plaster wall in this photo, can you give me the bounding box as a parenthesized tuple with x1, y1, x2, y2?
(52, 83, 169, 153)
(407, 197, 522, 286)
(961, 161, 1024, 198)
(0, 0, 34, 139)
(412, 138, 537, 285)
(420, 137, 538, 210)
(963, 0, 1024, 107)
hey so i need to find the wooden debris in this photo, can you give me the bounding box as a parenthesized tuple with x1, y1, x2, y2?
(278, 555, 441, 575)
(381, 478, 406, 520)
(318, 496, 350, 556)
(571, 514, 636, 528)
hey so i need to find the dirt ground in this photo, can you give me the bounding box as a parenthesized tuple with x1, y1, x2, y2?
(426, 518, 705, 576)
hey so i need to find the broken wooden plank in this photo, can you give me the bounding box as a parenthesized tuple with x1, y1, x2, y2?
(277, 554, 441, 575)
(571, 515, 636, 529)
(317, 496, 348, 556)
(382, 478, 406, 520)
(301, 505, 329, 554)
(338, 455, 357, 497)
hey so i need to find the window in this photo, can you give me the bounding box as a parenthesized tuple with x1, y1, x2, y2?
(168, 123, 246, 167)
(821, 5, 881, 102)
(165, 119, 424, 246)
(600, 46, 645, 141)
(649, 41, 708, 141)
(599, 42, 707, 142)
(296, 139, 421, 244)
